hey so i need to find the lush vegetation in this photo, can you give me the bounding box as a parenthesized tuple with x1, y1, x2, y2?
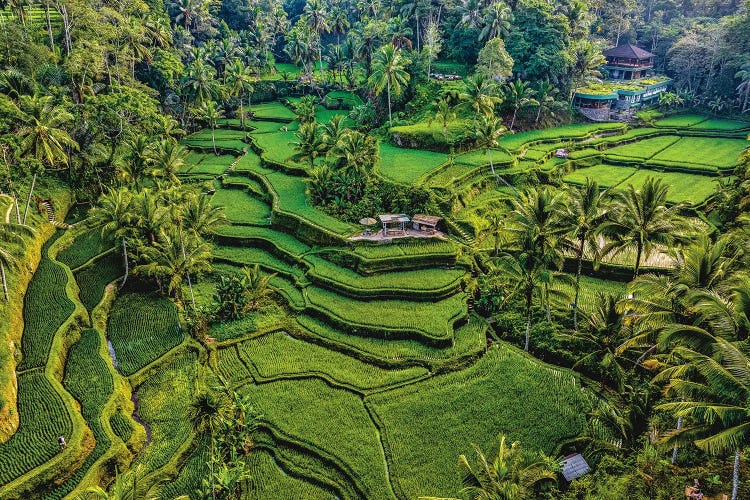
(1, 0, 750, 498)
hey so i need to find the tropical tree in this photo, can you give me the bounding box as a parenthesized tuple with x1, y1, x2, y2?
(456, 433, 556, 499)
(290, 122, 324, 169)
(735, 62, 750, 113)
(368, 44, 410, 127)
(225, 59, 254, 131)
(429, 99, 456, 145)
(120, 136, 154, 188)
(89, 188, 134, 289)
(0, 222, 33, 301)
(479, 1, 513, 41)
(330, 6, 350, 45)
(193, 100, 225, 155)
(534, 80, 556, 124)
(182, 192, 227, 238)
(472, 115, 514, 192)
(423, 18, 442, 78)
(570, 40, 606, 104)
(304, 0, 330, 76)
(16, 95, 77, 223)
(321, 114, 347, 153)
(148, 140, 189, 184)
(600, 177, 689, 279)
(183, 59, 220, 105)
(459, 74, 502, 118)
(503, 79, 536, 131)
(290, 94, 317, 124)
(563, 178, 609, 329)
(190, 390, 231, 500)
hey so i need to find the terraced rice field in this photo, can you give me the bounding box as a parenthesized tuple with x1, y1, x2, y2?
(377, 143, 448, 183)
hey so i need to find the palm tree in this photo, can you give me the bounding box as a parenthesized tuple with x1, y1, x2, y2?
(182, 191, 227, 238)
(148, 140, 188, 184)
(136, 229, 213, 302)
(479, 1, 512, 42)
(183, 59, 220, 105)
(290, 94, 317, 124)
(429, 99, 456, 146)
(330, 6, 350, 45)
(570, 41, 606, 105)
(503, 80, 536, 131)
(0, 222, 33, 301)
(89, 188, 134, 289)
(655, 334, 750, 500)
(563, 178, 609, 329)
(16, 95, 77, 223)
(456, 433, 556, 499)
(735, 62, 750, 113)
(484, 210, 507, 257)
(599, 177, 689, 279)
(304, 0, 330, 76)
(193, 101, 225, 155)
(459, 74, 502, 118)
(120, 136, 154, 188)
(535, 80, 556, 125)
(225, 60, 254, 131)
(368, 44, 410, 127)
(290, 122, 324, 169)
(321, 114, 347, 152)
(472, 115, 514, 192)
(190, 390, 231, 500)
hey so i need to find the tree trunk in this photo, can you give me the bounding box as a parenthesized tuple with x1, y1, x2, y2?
(45, 4, 54, 52)
(179, 226, 196, 310)
(211, 126, 217, 155)
(239, 98, 245, 132)
(318, 41, 324, 77)
(545, 283, 551, 322)
(634, 243, 642, 279)
(23, 173, 36, 225)
(524, 293, 532, 351)
(1, 261, 8, 302)
(535, 103, 542, 124)
(416, 16, 420, 52)
(732, 448, 740, 500)
(671, 397, 684, 464)
(487, 149, 517, 194)
(510, 105, 518, 131)
(120, 238, 129, 289)
(573, 234, 585, 330)
(12, 192, 20, 224)
(387, 78, 392, 127)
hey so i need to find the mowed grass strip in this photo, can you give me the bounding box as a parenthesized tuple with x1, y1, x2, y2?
(0, 372, 74, 486)
(304, 255, 464, 298)
(265, 171, 355, 235)
(242, 378, 394, 499)
(237, 331, 428, 390)
(19, 236, 75, 370)
(619, 170, 720, 205)
(366, 344, 587, 499)
(377, 142, 448, 184)
(210, 187, 271, 225)
(305, 287, 466, 343)
(604, 135, 680, 160)
(563, 164, 636, 187)
(651, 136, 748, 169)
(107, 293, 183, 376)
(295, 314, 486, 367)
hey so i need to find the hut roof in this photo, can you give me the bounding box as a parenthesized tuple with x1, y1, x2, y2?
(560, 453, 590, 482)
(412, 214, 442, 226)
(378, 214, 410, 223)
(603, 43, 654, 59)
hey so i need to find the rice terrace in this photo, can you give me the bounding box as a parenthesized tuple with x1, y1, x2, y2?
(1, 1, 750, 499)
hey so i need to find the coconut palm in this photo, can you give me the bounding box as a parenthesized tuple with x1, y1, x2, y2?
(135, 228, 213, 302)
(182, 191, 227, 238)
(368, 44, 410, 127)
(120, 135, 154, 188)
(16, 95, 77, 223)
(330, 6, 350, 45)
(570, 41, 606, 104)
(148, 140, 188, 184)
(193, 100, 225, 155)
(321, 114, 347, 152)
(290, 94, 317, 124)
(89, 188, 134, 289)
(599, 177, 689, 279)
(291, 122, 324, 169)
(563, 178, 609, 329)
(329, 129, 378, 179)
(183, 59, 220, 105)
(190, 390, 231, 500)
(429, 99, 456, 146)
(503, 79, 536, 131)
(0, 222, 33, 301)
(535, 80, 556, 124)
(456, 433, 557, 499)
(459, 74, 502, 118)
(472, 115, 514, 192)
(735, 62, 750, 113)
(479, 0, 512, 42)
(304, 0, 330, 76)
(225, 59, 254, 131)
(655, 334, 750, 500)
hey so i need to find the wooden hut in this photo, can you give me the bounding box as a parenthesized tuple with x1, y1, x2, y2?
(411, 214, 442, 234)
(378, 214, 410, 236)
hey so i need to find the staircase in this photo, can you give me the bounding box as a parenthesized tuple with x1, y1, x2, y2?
(440, 210, 475, 246)
(41, 201, 71, 229)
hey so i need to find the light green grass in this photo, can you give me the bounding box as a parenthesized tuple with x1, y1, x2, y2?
(604, 135, 680, 160)
(366, 343, 587, 499)
(653, 114, 708, 128)
(651, 136, 748, 169)
(690, 118, 750, 131)
(251, 102, 296, 121)
(236, 331, 428, 390)
(377, 143, 448, 183)
(563, 164, 637, 187)
(210, 188, 271, 225)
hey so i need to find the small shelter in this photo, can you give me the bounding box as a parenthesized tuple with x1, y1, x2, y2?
(378, 214, 410, 236)
(411, 214, 442, 234)
(555, 148, 569, 158)
(560, 453, 590, 482)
